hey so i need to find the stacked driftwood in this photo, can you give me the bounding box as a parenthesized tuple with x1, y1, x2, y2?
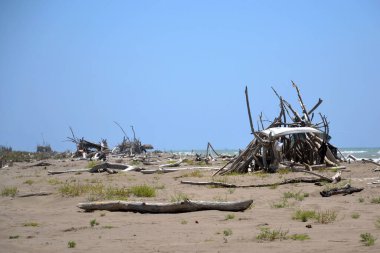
(112, 122, 154, 156)
(216, 82, 340, 175)
(67, 127, 108, 160)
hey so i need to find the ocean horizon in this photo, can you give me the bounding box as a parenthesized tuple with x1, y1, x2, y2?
(172, 147, 380, 161)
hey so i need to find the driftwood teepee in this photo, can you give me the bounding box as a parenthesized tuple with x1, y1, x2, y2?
(216, 81, 340, 175)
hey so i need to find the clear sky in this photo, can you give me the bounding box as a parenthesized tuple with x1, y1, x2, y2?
(0, 0, 379, 152)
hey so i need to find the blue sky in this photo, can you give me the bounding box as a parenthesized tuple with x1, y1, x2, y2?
(0, 0, 379, 151)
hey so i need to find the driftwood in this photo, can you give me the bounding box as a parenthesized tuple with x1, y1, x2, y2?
(77, 199, 253, 213)
(181, 177, 328, 188)
(48, 168, 89, 175)
(320, 185, 363, 197)
(48, 163, 138, 175)
(215, 83, 342, 175)
(361, 158, 380, 166)
(159, 159, 184, 168)
(17, 192, 53, 197)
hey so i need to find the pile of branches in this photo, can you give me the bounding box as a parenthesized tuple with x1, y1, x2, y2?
(67, 127, 108, 160)
(216, 81, 340, 175)
(112, 122, 153, 156)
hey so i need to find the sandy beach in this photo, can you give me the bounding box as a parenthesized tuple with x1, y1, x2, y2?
(1, 155, 380, 252)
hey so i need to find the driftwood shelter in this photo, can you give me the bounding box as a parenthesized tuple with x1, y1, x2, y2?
(215, 82, 341, 176)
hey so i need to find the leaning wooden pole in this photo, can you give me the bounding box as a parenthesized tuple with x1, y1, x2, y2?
(245, 86, 255, 134)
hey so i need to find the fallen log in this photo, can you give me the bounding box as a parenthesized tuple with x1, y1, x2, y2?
(48, 168, 89, 175)
(77, 199, 253, 213)
(320, 185, 363, 197)
(159, 159, 184, 168)
(17, 192, 53, 197)
(181, 177, 328, 188)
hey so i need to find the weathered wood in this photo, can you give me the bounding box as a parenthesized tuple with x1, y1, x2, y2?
(77, 199, 254, 213)
(48, 168, 89, 175)
(181, 177, 328, 188)
(17, 192, 53, 197)
(320, 185, 363, 197)
(159, 159, 183, 168)
(245, 86, 255, 134)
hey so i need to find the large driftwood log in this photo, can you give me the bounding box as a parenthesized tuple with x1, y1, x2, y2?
(77, 199, 253, 213)
(181, 177, 327, 188)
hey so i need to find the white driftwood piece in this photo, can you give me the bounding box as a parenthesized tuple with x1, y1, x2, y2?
(77, 199, 253, 213)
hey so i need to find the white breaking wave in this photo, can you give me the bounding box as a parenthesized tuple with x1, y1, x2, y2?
(341, 150, 367, 154)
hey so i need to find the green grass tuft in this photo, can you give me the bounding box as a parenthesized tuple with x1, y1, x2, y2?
(170, 192, 189, 202)
(23, 179, 34, 185)
(289, 233, 310, 241)
(351, 213, 360, 219)
(128, 184, 156, 197)
(271, 198, 289, 208)
(23, 222, 39, 227)
(375, 218, 380, 229)
(86, 161, 100, 168)
(90, 219, 99, 227)
(256, 227, 289, 241)
(225, 214, 235, 220)
(180, 170, 204, 178)
(223, 228, 233, 236)
(316, 210, 337, 224)
(370, 197, 380, 204)
(67, 241, 76, 248)
(1, 186, 18, 197)
(360, 233, 376, 246)
(292, 210, 317, 222)
(283, 191, 309, 201)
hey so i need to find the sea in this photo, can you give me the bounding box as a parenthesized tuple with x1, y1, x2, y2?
(173, 148, 380, 162)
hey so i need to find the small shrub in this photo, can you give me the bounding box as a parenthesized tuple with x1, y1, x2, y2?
(68, 241, 76, 248)
(86, 161, 100, 168)
(23, 222, 39, 227)
(128, 184, 156, 197)
(358, 197, 365, 203)
(1, 186, 18, 197)
(227, 188, 235, 194)
(370, 197, 380, 204)
(90, 219, 99, 227)
(225, 214, 235, 220)
(375, 218, 380, 229)
(316, 210, 337, 224)
(9, 235, 19, 239)
(223, 228, 233, 236)
(104, 186, 129, 200)
(360, 233, 376, 246)
(269, 184, 278, 190)
(101, 225, 114, 229)
(100, 213, 106, 217)
(181, 219, 188, 225)
(256, 227, 288, 241)
(289, 233, 310, 241)
(283, 191, 309, 201)
(351, 213, 360, 219)
(277, 168, 291, 175)
(48, 178, 62, 185)
(23, 179, 34, 185)
(271, 198, 289, 208)
(170, 192, 189, 202)
(292, 210, 316, 222)
(180, 170, 204, 178)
